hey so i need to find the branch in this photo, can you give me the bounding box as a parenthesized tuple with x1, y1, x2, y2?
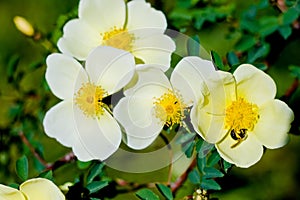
(170, 157, 196, 193)
(19, 131, 50, 168)
(19, 131, 76, 171)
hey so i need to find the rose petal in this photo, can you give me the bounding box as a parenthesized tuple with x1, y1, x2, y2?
(113, 97, 163, 150)
(79, 0, 125, 32)
(0, 184, 25, 200)
(191, 71, 236, 143)
(124, 66, 171, 96)
(132, 34, 175, 70)
(57, 19, 100, 60)
(127, 0, 167, 33)
(254, 99, 293, 149)
(20, 178, 65, 200)
(216, 134, 264, 168)
(171, 56, 215, 106)
(74, 108, 121, 160)
(43, 100, 77, 147)
(46, 53, 88, 100)
(234, 64, 276, 105)
(85, 46, 135, 95)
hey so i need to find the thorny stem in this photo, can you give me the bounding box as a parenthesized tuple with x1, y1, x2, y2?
(19, 131, 76, 171)
(170, 157, 196, 194)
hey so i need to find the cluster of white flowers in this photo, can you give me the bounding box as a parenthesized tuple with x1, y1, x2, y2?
(43, 0, 294, 168)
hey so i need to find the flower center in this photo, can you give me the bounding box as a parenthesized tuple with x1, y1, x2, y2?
(225, 97, 259, 147)
(101, 27, 135, 52)
(74, 82, 107, 118)
(153, 90, 186, 128)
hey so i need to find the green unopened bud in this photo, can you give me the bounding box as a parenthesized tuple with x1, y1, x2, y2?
(13, 16, 35, 37)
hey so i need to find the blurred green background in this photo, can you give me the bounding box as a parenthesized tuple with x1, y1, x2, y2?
(1, 0, 300, 199)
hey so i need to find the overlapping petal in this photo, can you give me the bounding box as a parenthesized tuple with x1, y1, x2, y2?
(0, 184, 25, 200)
(191, 71, 236, 143)
(45, 53, 88, 100)
(170, 56, 215, 106)
(57, 20, 100, 60)
(85, 46, 135, 95)
(20, 178, 65, 200)
(113, 97, 162, 149)
(74, 108, 122, 160)
(132, 34, 176, 71)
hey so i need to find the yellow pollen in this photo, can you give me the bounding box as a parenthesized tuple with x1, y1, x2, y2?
(101, 27, 135, 52)
(75, 82, 107, 118)
(225, 97, 259, 133)
(153, 90, 186, 127)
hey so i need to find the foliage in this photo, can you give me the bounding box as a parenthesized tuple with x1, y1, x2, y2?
(1, 0, 300, 199)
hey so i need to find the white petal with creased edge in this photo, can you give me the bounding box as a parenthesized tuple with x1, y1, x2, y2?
(43, 100, 76, 147)
(216, 133, 264, 168)
(45, 53, 88, 100)
(85, 46, 135, 95)
(254, 99, 293, 149)
(0, 184, 25, 200)
(234, 64, 276, 105)
(79, 0, 125, 33)
(57, 19, 100, 60)
(20, 178, 65, 200)
(74, 108, 122, 160)
(127, 0, 167, 34)
(114, 97, 163, 150)
(132, 34, 175, 71)
(171, 56, 215, 106)
(124, 66, 171, 96)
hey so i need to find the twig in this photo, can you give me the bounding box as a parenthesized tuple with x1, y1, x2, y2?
(283, 79, 299, 100)
(170, 157, 196, 193)
(19, 131, 76, 171)
(19, 131, 50, 168)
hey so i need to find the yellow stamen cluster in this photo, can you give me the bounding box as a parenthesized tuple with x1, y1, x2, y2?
(101, 27, 135, 52)
(74, 82, 107, 118)
(153, 90, 186, 127)
(225, 97, 259, 134)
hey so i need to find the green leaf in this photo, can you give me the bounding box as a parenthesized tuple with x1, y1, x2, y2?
(289, 65, 300, 78)
(226, 51, 239, 66)
(39, 170, 53, 180)
(197, 155, 206, 173)
(156, 184, 173, 200)
(211, 51, 224, 70)
(203, 167, 224, 179)
(188, 169, 201, 184)
(258, 16, 279, 37)
(176, 132, 196, 144)
(136, 189, 160, 200)
(87, 162, 105, 184)
(278, 25, 292, 39)
(86, 181, 108, 194)
(283, 8, 299, 25)
(247, 43, 270, 63)
(235, 35, 257, 52)
(7, 55, 20, 80)
(16, 155, 28, 181)
(196, 139, 214, 158)
(187, 35, 200, 56)
(182, 140, 195, 158)
(222, 159, 232, 173)
(207, 151, 221, 167)
(200, 179, 221, 190)
(77, 160, 92, 170)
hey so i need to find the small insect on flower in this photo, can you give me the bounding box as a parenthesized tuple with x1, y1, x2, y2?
(191, 64, 294, 168)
